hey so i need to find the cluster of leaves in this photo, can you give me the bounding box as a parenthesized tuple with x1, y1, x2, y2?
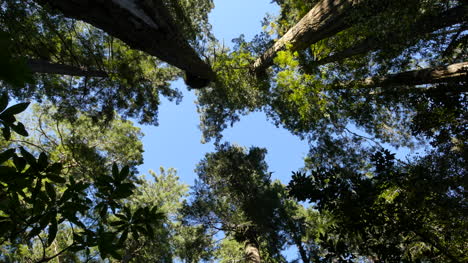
(0, 94, 162, 262)
(0, 30, 33, 88)
(184, 143, 321, 262)
(195, 0, 466, 153)
(162, 0, 215, 54)
(1, 0, 181, 125)
(196, 40, 271, 143)
(288, 149, 467, 262)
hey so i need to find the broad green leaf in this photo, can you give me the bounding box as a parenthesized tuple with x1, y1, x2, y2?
(0, 148, 15, 163)
(46, 162, 63, 174)
(10, 122, 28, 136)
(38, 152, 48, 169)
(0, 102, 30, 116)
(112, 163, 119, 178)
(117, 165, 130, 181)
(45, 182, 56, 201)
(109, 220, 126, 226)
(118, 229, 129, 246)
(2, 127, 11, 140)
(48, 218, 58, 246)
(111, 183, 134, 199)
(20, 147, 36, 167)
(47, 174, 66, 184)
(13, 156, 26, 172)
(0, 93, 8, 112)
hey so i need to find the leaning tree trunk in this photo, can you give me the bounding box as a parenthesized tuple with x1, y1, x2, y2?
(314, 4, 467, 65)
(359, 62, 468, 88)
(244, 240, 261, 263)
(251, 0, 363, 75)
(33, 0, 215, 89)
(26, 59, 108, 78)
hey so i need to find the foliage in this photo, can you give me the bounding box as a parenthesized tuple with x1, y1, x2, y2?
(1, 0, 467, 262)
(0, 94, 160, 262)
(196, 39, 271, 143)
(184, 143, 315, 262)
(111, 168, 215, 263)
(0, 0, 182, 125)
(16, 103, 144, 177)
(288, 149, 467, 262)
(163, 0, 215, 54)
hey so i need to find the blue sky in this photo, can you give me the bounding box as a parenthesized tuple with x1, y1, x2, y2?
(137, 0, 309, 185)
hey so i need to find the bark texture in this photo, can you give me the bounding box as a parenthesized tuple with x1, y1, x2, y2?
(245, 240, 261, 263)
(360, 62, 468, 87)
(314, 4, 467, 65)
(26, 59, 108, 77)
(33, 0, 214, 88)
(252, 0, 362, 74)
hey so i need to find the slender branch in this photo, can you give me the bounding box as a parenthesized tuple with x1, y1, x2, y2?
(37, 234, 47, 261)
(35, 242, 76, 263)
(10, 139, 49, 153)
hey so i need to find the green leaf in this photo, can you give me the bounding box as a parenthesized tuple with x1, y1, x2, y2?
(58, 188, 72, 204)
(112, 163, 119, 178)
(109, 247, 122, 260)
(13, 156, 26, 172)
(109, 220, 126, 227)
(47, 174, 66, 184)
(1, 102, 30, 116)
(48, 218, 58, 246)
(38, 152, 48, 169)
(117, 165, 130, 181)
(20, 147, 36, 167)
(39, 212, 53, 230)
(111, 183, 134, 199)
(99, 204, 108, 219)
(146, 223, 154, 238)
(45, 182, 56, 201)
(0, 166, 17, 182)
(28, 226, 42, 238)
(2, 127, 11, 140)
(0, 148, 15, 164)
(0, 93, 8, 112)
(115, 213, 127, 221)
(10, 122, 28, 136)
(46, 162, 63, 174)
(0, 113, 15, 124)
(118, 229, 129, 246)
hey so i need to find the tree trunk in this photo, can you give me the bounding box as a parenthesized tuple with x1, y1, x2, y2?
(33, 0, 215, 88)
(26, 59, 108, 77)
(251, 0, 363, 75)
(359, 62, 468, 88)
(244, 240, 261, 263)
(314, 4, 467, 65)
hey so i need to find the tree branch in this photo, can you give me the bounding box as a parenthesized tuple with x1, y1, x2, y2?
(27, 59, 108, 78)
(358, 62, 468, 88)
(33, 0, 215, 88)
(314, 4, 467, 65)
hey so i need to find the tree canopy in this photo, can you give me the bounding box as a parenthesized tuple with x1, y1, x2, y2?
(1, 0, 466, 262)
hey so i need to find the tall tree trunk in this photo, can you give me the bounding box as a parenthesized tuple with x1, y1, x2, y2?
(252, 0, 364, 75)
(244, 240, 261, 263)
(314, 4, 467, 65)
(294, 237, 310, 263)
(33, 0, 215, 88)
(26, 59, 108, 77)
(359, 62, 467, 88)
